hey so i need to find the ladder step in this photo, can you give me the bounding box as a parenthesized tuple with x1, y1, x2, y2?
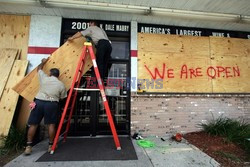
(61, 107, 71, 111)
(59, 131, 67, 138)
(63, 120, 68, 124)
(74, 88, 100, 91)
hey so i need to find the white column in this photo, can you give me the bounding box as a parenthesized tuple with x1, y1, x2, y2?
(27, 15, 62, 72)
(130, 20, 138, 92)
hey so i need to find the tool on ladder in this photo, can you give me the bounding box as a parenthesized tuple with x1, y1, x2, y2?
(50, 41, 121, 154)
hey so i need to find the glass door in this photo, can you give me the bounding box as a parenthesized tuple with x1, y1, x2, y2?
(68, 40, 130, 136)
(97, 63, 130, 135)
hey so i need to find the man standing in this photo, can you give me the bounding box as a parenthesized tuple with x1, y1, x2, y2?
(24, 58, 67, 155)
(68, 20, 112, 82)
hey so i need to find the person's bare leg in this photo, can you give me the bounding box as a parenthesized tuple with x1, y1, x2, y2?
(27, 125, 38, 142)
(25, 125, 38, 155)
(48, 124, 56, 143)
(47, 124, 56, 152)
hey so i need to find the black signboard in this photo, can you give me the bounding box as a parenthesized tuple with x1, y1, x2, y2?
(62, 18, 130, 37)
(61, 19, 250, 42)
(138, 23, 250, 39)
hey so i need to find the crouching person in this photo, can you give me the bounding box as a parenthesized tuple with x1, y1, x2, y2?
(24, 58, 67, 155)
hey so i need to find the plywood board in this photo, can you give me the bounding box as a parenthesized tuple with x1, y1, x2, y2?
(0, 60, 28, 136)
(16, 99, 30, 130)
(0, 48, 19, 99)
(138, 33, 212, 93)
(13, 37, 93, 102)
(138, 33, 250, 93)
(210, 37, 250, 93)
(138, 33, 209, 55)
(0, 15, 30, 60)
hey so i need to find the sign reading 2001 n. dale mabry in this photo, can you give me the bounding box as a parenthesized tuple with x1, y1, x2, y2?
(62, 19, 130, 35)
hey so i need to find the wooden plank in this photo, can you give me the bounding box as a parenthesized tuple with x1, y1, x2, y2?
(0, 60, 28, 136)
(16, 99, 30, 130)
(210, 37, 250, 93)
(0, 14, 30, 131)
(13, 37, 93, 102)
(0, 15, 30, 60)
(138, 33, 212, 93)
(0, 48, 19, 99)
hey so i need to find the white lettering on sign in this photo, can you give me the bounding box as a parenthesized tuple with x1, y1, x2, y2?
(116, 25, 129, 32)
(105, 24, 115, 31)
(176, 29, 202, 36)
(71, 22, 129, 32)
(140, 27, 171, 34)
(212, 32, 224, 37)
(211, 32, 231, 38)
(71, 22, 89, 30)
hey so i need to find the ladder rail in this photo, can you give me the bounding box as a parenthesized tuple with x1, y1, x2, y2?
(51, 45, 88, 154)
(88, 45, 121, 150)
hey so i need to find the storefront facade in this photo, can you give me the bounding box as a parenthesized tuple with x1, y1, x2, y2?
(1, 8, 250, 136)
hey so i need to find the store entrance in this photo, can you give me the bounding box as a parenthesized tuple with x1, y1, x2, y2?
(68, 38, 130, 136)
(61, 19, 130, 136)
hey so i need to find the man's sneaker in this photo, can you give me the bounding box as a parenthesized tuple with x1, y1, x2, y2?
(48, 145, 52, 153)
(24, 146, 32, 155)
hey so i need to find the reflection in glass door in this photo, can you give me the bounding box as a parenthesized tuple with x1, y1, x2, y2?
(97, 63, 129, 135)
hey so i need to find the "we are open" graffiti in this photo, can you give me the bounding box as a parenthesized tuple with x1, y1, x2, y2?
(144, 63, 240, 80)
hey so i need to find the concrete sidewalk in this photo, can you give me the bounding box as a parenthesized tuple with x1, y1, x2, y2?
(4, 136, 220, 167)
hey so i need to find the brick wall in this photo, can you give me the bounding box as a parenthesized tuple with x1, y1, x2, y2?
(131, 94, 250, 136)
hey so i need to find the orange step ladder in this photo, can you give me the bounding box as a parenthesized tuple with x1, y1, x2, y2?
(50, 42, 121, 154)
